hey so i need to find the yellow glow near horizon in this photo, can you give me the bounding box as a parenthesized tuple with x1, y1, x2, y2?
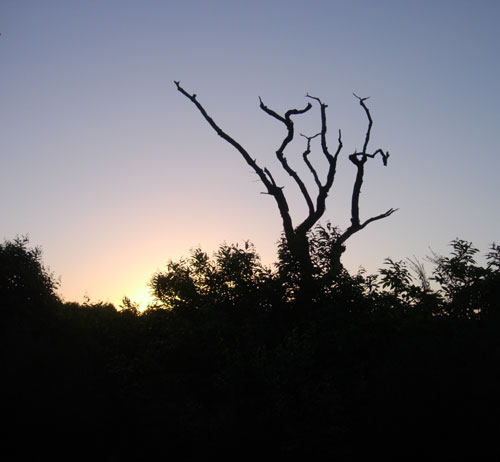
(128, 284, 156, 312)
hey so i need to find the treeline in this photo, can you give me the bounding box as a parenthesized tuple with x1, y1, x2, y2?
(1, 233, 500, 458)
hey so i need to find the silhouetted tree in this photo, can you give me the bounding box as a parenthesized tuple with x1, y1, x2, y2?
(150, 241, 278, 309)
(175, 82, 396, 295)
(429, 239, 500, 318)
(0, 235, 59, 313)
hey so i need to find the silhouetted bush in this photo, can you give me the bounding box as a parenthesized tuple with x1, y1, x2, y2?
(0, 235, 59, 313)
(1, 236, 499, 458)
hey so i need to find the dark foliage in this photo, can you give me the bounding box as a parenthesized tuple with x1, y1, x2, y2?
(1, 236, 500, 459)
(0, 235, 59, 312)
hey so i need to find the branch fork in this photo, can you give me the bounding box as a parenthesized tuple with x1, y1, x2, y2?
(174, 80, 396, 268)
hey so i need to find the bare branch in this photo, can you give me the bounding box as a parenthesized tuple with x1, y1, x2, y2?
(329, 94, 397, 247)
(300, 133, 322, 188)
(296, 96, 343, 235)
(174, 81, 294, 236)
(350, 148, 390, 166)
(361, 207, 398, 228)
(306, 93, 334, 162)
(259, 97, 286, 124)
(352, 93, 389, 165)
(264, 167, 278, 187)
(353, 93, 373, 154)
(176, 81, 396, 280)
(305, 93, 323, 105)
(339, 208, 398, 246)
(259, 98, 315, 216)
(175, 81, 268, 185)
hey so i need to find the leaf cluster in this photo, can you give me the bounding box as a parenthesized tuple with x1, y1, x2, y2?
(150, 241, 280, 310)
(0, 235, 59, 315)
(369, 239, 500, 318)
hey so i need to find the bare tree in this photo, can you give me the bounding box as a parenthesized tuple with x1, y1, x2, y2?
(174, 81, 396, 293)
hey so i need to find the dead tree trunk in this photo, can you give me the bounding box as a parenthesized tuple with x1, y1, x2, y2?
(174, 82, 396, 297)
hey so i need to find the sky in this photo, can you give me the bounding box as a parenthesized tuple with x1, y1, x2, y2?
(1, 0, 499, 309)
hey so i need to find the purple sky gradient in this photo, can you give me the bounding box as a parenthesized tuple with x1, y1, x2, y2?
(1, 0, 499, 308)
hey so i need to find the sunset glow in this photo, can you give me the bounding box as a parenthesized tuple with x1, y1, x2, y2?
(1, 1, 499, 307)
(128, 284, 156, 312)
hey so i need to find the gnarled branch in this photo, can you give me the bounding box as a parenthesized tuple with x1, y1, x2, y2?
(301, 133, 322, 188)
(175, 81, 396, 280)
(296, 95, 342, 235)
(259, 98, 315, 216)
(174, 81, 294, 236)
(339, 93, 396, 245)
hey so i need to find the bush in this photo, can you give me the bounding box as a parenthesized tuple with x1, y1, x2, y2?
(0, 235, 59, 312)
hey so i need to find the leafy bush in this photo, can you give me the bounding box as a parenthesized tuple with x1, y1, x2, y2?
(431, 239, 500, 318)
(2, 234, 500, 457)
(0, 235, 59, 312)
(150, 241, 279, 309)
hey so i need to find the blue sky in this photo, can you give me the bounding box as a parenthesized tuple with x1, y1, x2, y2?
(1, 0, 499, 308)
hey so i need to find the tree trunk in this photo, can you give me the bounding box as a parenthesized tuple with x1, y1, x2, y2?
(286, 231, 317, 301)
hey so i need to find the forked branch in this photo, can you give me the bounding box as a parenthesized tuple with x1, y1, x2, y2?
(174, 81, 294, 236)
(301, 133, 321, 188)
(175, 81, 396, 275)
(339, 93, 397, 245)
(296, 95, 342, 235)
(259, 98, 315, 215)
